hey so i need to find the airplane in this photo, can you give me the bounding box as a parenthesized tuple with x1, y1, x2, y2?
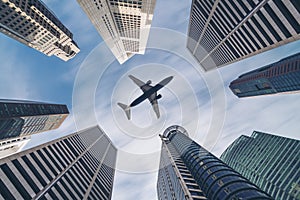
(117, 75, 173, 120)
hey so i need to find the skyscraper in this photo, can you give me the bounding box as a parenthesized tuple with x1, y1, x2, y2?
(0, 0, 80, 61)
(187, 0, 300, 71)
(157, 125, 272, 199)
(77, 0, 156, 64)
(0, 126, 117, 199)
(220, 131, 300, 200)
(0, 135, 30, 159)
(230, 52, 300, 98)
(0, 99, 69, 140)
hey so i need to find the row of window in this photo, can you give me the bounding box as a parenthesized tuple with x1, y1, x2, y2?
(114, 12, 141, 39)
(123, 39, 139, 52)
(110, 0, 142, 9)
(0, 132, 115, 199)
(170, 131, 271, 199)
(221, 132, 300, 199)
(102, 14, 115, 39)
(0, 118, 24, 139)
(164, 141, 207, 199)
(158, 148, 187, 199)
(191, 0, 299, 67)
(188, 2, 206, 43)
(0, 136, 27, 146)
(0, 102, 68, 117)
(32, 1, 72, 37)
(231, 56, 300, 86)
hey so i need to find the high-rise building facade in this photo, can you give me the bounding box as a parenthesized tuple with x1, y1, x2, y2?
(0, 126, 117, 199)
(77, 0, 156, 64)
(220, 131, 300, 200)
(187, 0, 300, 71)
(0, 0, 80, 61)
(230, 52, 300, 98)
(0, 135, 30, 159)
(0, 99, 69, 141)
(157, 125, 272, 200)
(0, 99, 68, 159)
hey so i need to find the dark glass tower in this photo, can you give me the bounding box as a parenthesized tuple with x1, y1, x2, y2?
(221, 131, 300, 200)
(230, 52, 300, 97)
(187, 0, 300, 71)
(0, 126, 117, 199)
(157, 125, 273, 200)
(0, 99, 69, 141)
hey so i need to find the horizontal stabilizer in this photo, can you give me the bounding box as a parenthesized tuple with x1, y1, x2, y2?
(117, 103, 131, 120)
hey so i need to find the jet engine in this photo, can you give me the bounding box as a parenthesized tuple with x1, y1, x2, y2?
(146, 80, 152, 85)
(156, 94, 162, 99)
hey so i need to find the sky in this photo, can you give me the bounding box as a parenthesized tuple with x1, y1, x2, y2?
(0, 0, 300, 199)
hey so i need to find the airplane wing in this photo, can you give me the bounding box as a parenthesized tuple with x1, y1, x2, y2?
(129, 75, 152, 92)
(148, 93, 160, 119)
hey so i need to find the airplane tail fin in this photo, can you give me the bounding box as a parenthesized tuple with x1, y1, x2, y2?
(117, 103, 131, 120)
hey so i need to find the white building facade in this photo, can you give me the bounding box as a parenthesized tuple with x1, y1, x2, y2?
(0, 0, 80, 61)
(77, 0, 156, 64)
(0, 136, 30, 159)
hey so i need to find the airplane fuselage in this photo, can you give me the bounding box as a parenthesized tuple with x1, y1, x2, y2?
(118, 75, 173, 120)
(130, 86, 159, 107)
(130, 76, 172, 107)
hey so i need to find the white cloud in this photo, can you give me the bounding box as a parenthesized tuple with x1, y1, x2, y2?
(112, 171, 158, 200)
(2, 0, 300, 199)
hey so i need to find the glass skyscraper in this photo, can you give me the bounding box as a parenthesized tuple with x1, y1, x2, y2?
(230, 52, 300, 98)
(187, 0, 300, 71)
(0, 99, 69, 140)
(0, 99, 69, 159)
(220, 131, 300, 200)
(0, 126, 117, 199)
(157, 125, 272, 200)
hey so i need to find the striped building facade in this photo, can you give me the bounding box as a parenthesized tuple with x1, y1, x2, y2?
(77, 0, 156, 64)
(221, 131, 300, 200)
(230, 52, 300, 98)
(187, 0, 300, 71)
(157, 125, 272, 200)
(0, 126, 117, 200)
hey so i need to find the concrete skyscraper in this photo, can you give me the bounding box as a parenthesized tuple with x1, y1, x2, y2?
(230, 52, 300, 98)
(0, 135, 30, 159)
(221, 131, 300, 200)
(0, 0, 80, 61)
(0, 126, 117, 199)
(187, 0, 300, 71)
(0, 99, 69, 158)
(157, 125, 272, 199)
(77, 0, 156, 64)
